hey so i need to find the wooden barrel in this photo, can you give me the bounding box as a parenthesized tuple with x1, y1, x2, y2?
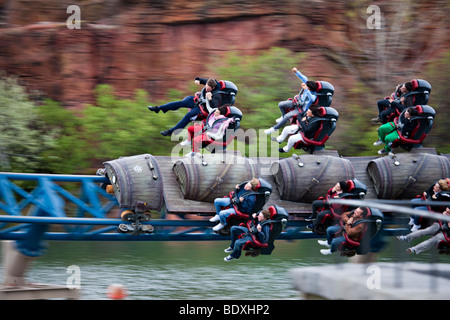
(172, 153, 260, 203)
(270, 154, 354, 203)
(103, 154, 164, 210)
(366, 153, 450, 199)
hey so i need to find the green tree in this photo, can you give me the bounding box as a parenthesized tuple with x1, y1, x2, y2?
(422, 51, 450, 154)
(37, 99, 89, 173)
(80, 84, 184, 164)
(0, 76, 56, 172)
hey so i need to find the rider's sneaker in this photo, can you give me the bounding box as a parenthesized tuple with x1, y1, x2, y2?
(212, 223, 225, 231)
(224, 255, 235, 261)
(209, 215, 220, 222)
(373, 139, 384, 146)
(318, 240, 331, 248)
(320, 249, 333, 255)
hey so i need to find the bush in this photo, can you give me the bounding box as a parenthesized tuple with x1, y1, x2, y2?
(0, 76, 56, 172)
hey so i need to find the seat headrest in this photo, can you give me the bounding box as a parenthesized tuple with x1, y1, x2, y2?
(217, 80, 238, 93)
(346, 179, 368, 196)
(318, 106, 326, 117)
(367, 207, 384, 220)
(414, 105, 435, 118)
(411, 79, 432, 92)
(227, 106, 243, 120)
(258, 177, 273, 192)
(268, 206, 277, 218)
(315, 81, 323, 92)
(315, 81, 335, 94)
(322, 107, 339, 119)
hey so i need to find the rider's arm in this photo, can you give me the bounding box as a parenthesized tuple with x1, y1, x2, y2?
(302, 90, 317, 112)
(195, 77, 209, 85)
(256, 224, 270, 244)
(209, 93, 222, 109)
(292, 68, 308, 84)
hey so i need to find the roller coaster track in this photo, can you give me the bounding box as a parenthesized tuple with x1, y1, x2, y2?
(2, 146, 450, 255)
(1, 169, 438, 258)
(0, 171, 329, 245)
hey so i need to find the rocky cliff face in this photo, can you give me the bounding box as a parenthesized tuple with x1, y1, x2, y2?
(0, 0, 448, 108)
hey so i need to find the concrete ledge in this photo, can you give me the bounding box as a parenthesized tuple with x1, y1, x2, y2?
(289, 262, 450, 300)
(0, 283, 79, 300)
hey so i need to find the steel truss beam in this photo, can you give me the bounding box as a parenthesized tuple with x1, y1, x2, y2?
(0, 172, 407, 255)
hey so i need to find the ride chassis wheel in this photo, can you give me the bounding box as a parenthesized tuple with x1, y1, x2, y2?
(117, 208, 154, 235)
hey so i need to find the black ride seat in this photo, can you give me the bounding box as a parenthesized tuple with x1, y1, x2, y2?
(218, 178, 272, 225)
(403, 79, 432, 105)
(197, 80, 238, 119)
(216, 178, 272, 236)
(204, 106, 243, 153)
(384, 79, 431, 123)
(242, 205, 289, 256)
(313, 179, 368, 235)
(390, 105, 435, 151)
(288, 80, 335, 122)
(312, 81, 335, 108)
(292, 106, 339, 153)
(338, 207, 384, 256)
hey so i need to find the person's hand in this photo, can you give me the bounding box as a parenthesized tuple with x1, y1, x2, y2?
(292, 67, 298, 73)
(239, 197, 244, 202)
(257, 224, 262, 232)
(194, 80, 200, 85)
(206, 92, 212, 100)
(252, 213, 257, 219)
(347, 217, 354, 225)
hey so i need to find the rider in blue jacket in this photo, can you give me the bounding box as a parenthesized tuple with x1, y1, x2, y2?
(211, 178, 260, 232)
(224, 210, 271, 261)
(264, 67, 317, 135)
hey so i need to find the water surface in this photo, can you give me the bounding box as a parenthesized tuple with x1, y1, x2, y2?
(2, 238, 449, 300)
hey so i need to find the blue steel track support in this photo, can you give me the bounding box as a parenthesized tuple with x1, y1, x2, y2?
(0, 172, 118, 256)
(0, 172, 412, 251)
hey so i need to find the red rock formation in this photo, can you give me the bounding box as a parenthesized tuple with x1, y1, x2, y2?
(0, 0, 448, 108)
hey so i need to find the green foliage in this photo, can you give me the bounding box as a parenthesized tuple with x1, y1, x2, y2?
(0, 76, 56, 172)
(37, 99, 89, 173)
(421, 51, 450, 153)
(2, 47, 449, 174)
(331, 82, 381, 156)
(212, 47, 307, 130)
(80, 84, 184, 162)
